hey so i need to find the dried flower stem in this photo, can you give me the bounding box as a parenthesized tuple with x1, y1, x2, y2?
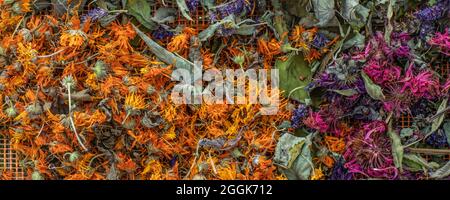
(208, 151, 217, 175)
(67, 83, 88, 152)
(37, 48, 66, 58)
(407, 147, 450, 155)
(184, 142, 200, 179)
(427, 106, 450, 122)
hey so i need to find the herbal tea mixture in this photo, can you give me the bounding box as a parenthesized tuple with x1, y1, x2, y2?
(0, 0, 449, 180)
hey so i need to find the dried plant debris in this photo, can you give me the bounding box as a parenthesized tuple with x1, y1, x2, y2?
(0, 0, 449, 180)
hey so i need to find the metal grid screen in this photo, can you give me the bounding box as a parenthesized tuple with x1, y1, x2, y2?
(0, 138, 25, 180)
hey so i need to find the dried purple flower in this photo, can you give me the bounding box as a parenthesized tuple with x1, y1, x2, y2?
(415, 0, 448, 21)
(419, 22, 436, 40)
(186, 0, 200, 12)
(152, 26, 174, 40)
(291, 105, 308, 129)
(312, 33, 330, 49)
(216, 25, 237, 37)
(330, 158, 353, 180)
(216, 0, 250, 18)
(426, 129, 449, 148)
(81, 8, 108, 23)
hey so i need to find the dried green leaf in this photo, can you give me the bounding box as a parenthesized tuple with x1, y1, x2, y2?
(274, 133, 306, 168)
(176, 0, 193, 21)
(100, 13, 121, 27)
(312, 0, 335, 27)
(274, 132, 314, 180)
(403, 154, 439, 172)
(431, 98, 448, 133)
(343, 32, 365, 50)
(276, 54, 312, 103)
(199, 16, 233, 41)
(133, 24, 193, 71)
(330, 89, 358, 96)
(127, 0, 157, 30)
(361, 71, 385, 101)
(400, 128, 414, 138)
(443, 122, 450, 146)
(152, 7, 177, 24)
(236, 24, 257, 36)
(285, 0, 309, 17)
(430, 161, 450, 179)
(342, 0, 370, 29)
(388, 121, 403, 172)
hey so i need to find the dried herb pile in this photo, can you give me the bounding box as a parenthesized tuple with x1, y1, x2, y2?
(0, 0, 449, 180)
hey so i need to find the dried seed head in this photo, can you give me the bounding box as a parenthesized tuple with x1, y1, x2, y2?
(11, 2, 22, 14)
(128, 86, 138, 93)
(123, 118, 137, 129)
(60, 30, 88, 49)
(122, 75, 131, 86)
(146, 85, 156, 95)
(26, 103, 43, 116)
(19, 28, 33, 43)
(5, 106, 18, 118)
(192, 174, 206, 180)
(0, 46, 5, 56)
(60, 115, 71, 128)
(232, 55, 245, 67)
(68, 151, 80, 162)
(13, 62, 22, 71)
(62, 75, 76, 90)
(93, 60, 108, 79)
(31, 171, 44, 180)
(0, 56, 6, 68)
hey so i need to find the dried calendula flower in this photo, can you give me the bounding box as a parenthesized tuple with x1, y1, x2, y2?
(60, 30, 88, 50)
(123, 92, 146, 124)
(124, 93, 146, 112)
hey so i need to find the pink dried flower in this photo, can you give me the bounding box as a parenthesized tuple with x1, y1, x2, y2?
(400, 65, 439, 99)
(363, 61, 402, 86)
(428, 28, 450, 56)
(344, 121, 398, 179)
(303, 111, 329, 133)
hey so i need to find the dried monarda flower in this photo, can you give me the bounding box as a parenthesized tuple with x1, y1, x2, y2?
(344, 121, 398, 179)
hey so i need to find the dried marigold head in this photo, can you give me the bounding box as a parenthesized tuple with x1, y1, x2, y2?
(305, 48, 321, 63)
(125, 92, 146, 111)
(167, 27, 196, 53)
(311, 168, 325, 180)
(17, 42, 37, 62)
(325, 136, 345, 153)
(60, 29, 88, 50)
(110, 22, 136, 53)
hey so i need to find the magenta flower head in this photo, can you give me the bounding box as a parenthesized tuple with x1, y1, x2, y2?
(363, 60, 402, 86)
(344, 121, 398, 179)
(400, 65, 440, 99)
(428, 28, 450, 56)
(303, 111, 329, 133)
